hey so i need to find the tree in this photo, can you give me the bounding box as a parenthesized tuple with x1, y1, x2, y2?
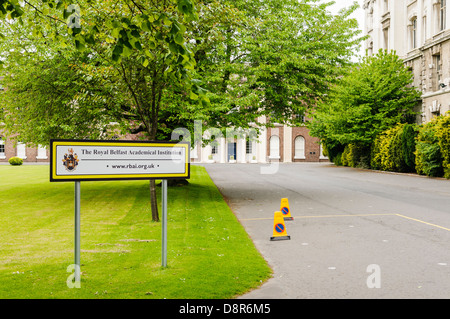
(1, 0, 365, 220)
(0, 0, 204, 222)
(0, 50, 121, 144)
(234, 0, 364, 126)
(169, 0, 364, 139)
(309, 49, 422, 158)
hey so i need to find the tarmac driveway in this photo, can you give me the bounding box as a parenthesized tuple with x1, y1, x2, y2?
(203, 163, 450, 299)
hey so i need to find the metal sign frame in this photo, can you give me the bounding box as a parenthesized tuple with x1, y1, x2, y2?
(50, 139, 189, 285)
(50, 139, 190, 182)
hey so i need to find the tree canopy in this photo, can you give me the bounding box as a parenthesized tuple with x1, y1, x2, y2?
(309, 49, 422, 156)
(1, 0, 364, 141)
(0, 0, 364, 221)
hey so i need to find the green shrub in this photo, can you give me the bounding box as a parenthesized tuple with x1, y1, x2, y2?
(435, 112, 450, 179)
(371, 123, 418, 172)
(371, 127, 396, 171)
(323, 142, 345, 165)
(340, 144, 370, 168)
(8, 157, 23, 166)
(415, 119, 443, 177)
(380, 126, 397, 171)
(341, 145, 350, 166)
(389, 125, 405, 171)
(333, 152, 343, 166)
(371, 135, 383, 170)
(401, 124, 419, 172)
(350, 144, 370, 168)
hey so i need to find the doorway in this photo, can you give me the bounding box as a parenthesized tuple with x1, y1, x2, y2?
(227, 142, 236, 162)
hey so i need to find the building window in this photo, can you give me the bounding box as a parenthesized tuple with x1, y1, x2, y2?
(16, 142, 26, 159)
(367, 5, 374, 32)
(211, 145, 218, 154)
(423, 16, 427, 42)
(269, 135, 280, 159)
(367, 40, 373, 56)
(37, 145, 48, 159)
(0, 137, 5, 158)
(294, 113, 305, 123)
(294, 136, 305, 159)
(411, 17, 417, 49)
(440, 0, 446, 31)
(383, 27, 389, 50)
(435, 54, 442, 90)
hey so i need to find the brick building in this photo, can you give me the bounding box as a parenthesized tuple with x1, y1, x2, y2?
(0, 78, 327, 164)
(0, 135, 49, 163)
(190, 115, 328, 164)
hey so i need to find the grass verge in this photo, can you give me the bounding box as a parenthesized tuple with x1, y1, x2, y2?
(0, 164, 271, 299)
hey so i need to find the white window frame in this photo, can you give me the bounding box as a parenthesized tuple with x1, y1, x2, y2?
(440, 0, 446, 31)
(269, 135, 280, 159)
(37, 145, 48, 159)
(16, 142, 27, 159)
(411, 17, 417, 49)
(294, 136, 306, 159)
(0, 137, 5, 159)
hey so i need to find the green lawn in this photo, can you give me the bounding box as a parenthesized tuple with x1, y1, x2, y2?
(0, 164, 271, 299)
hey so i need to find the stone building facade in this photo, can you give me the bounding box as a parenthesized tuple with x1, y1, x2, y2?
(364, 0, 450, 123)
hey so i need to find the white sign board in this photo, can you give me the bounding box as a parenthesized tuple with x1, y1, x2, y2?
(50, 140, 190, 182)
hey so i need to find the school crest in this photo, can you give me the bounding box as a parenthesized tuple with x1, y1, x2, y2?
(62, 148, 79, 171)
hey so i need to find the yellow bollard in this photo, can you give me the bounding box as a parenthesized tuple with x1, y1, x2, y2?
(270, 211, 291, 241)
(280, 198, 293, 220)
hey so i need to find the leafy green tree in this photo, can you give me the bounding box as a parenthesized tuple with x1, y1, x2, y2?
(0, 49, 120, 144)
(165, 0, 364, 146)
(228, 0, 364, 127)
(1, 0, 365, 221)
(1, 0, 203, 222)
(310, 49, 422, 153)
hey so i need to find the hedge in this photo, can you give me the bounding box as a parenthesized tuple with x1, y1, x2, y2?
(414, 119, 443, 177)
(435, 114, 450, 179)
(341, 144, 370, 168)
(414, 113, 450, 178)
(330, 112, 450, 179)
(370, 123, 417, 173)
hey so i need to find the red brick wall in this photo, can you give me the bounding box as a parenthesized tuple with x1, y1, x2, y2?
(291, 126, 321, 162)
(0, 132, 49, 163)
(266, 125, 328, 163)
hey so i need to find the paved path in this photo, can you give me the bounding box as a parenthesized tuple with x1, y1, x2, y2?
(203, 163, 450, 299)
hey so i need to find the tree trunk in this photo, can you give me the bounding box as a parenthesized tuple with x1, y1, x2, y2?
(148, 83, 163, 222)
(149, 179, 159, 222)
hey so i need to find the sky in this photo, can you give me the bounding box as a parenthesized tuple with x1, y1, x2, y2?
(323, 0, 366, 59)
